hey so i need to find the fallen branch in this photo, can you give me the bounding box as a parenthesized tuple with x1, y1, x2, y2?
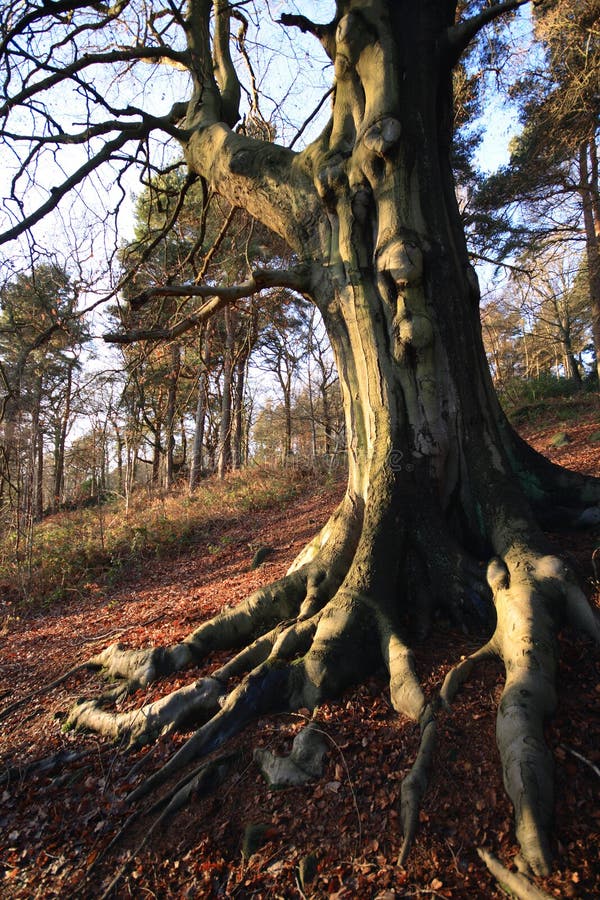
(0, 748, 92, 787)
(0, 663, 87, 723)
(78, 612, 166, 645)
(561, 744, 600, 780)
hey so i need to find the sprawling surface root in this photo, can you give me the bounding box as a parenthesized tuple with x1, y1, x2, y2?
(508, 425, 600, 521)
(126, 659, 303, 802)
(78, 498, 363, 698)
(70, 598, 328, 751)
(397, 702, 437, 866)
(379, 624, 426, 720)
(84, 568, 311, 693)
(60, 478, 600, 887)
(478, 848, 555, 900)
(67, 676, 225, 747)
(493, 553, 599, 876)
(441, 551, 600, 877)
(127, 590, 378, 802)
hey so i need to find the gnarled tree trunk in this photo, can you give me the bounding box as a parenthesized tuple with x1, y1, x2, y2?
(67, 0, 600, 884)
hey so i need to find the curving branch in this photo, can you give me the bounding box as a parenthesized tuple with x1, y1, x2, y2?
(445, 0, 534, 65)
(289, 88, 334, 150)
(1, 129, 149, 246)
(278, 13, 336, 59)
(213, 0, 241, 127)
(104, 264, 313, 343)
(183, 124, 320, 252)
(184, 0, 222, 128)
(0, 47, 189, 119)
(0, 0, 129, 57)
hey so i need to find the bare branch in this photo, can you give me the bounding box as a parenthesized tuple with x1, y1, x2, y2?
(104, 264, 312, 343)
(445, 0, 533, 65)
(214, 0, 241, 127)
(471, 253, 532, 276)
(117, 171, 199, 296)
(289, 89, 334, 150)
(105, 295, 231, 344)
(278, 13, 336, 59)
(1, 130, 147, 245)
(194, 203, 237, 283)
(0, 47, 189, 119)
(0, 0, 116, 57)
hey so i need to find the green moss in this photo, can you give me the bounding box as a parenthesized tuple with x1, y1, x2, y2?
(548, 431, 571, 448)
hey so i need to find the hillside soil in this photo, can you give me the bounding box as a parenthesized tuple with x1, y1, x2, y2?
(1, 397, 599, 899)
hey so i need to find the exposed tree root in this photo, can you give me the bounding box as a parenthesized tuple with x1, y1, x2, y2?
(0, 747, 92, 787)
(124, 659, 302, 803)
(380, 625, 426, 721)
(397, 702, 437, 867)
(254, 719, 329, 787)
(508, 426, 600, 519)
(477, 848, 554, 900)
(67, 676, 226, 747)
(440, 643, 495, 708)
(80, 497, 362, 698)
(439, 551, 599, 877)
(77, 590, 374, 808)
(59, 481, 600, 892)
(493, 553, 599, 876)
(90, 752, 238, 900)
(560, 744, 600, 780)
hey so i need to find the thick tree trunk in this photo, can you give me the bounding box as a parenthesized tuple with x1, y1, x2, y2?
(579, 141, 600, 381)
(164, 343, 181, 489)
(69, 1, 600, 884)
(217, 307, 234, 479)
(232, 353, 246, 470)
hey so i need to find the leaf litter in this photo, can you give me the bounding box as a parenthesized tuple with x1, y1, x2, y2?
(0, 412, 599, 899)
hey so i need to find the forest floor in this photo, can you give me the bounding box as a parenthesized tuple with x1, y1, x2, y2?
(1, 395, 599, 899)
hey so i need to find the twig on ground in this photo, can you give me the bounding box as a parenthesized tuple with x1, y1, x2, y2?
(0, 663, 88, 723)
(79, 612, 166, 645)
(560, 744, 600, 780)
(0, 747, 93, 787)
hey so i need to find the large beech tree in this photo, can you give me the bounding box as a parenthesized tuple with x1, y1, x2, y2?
(2, 0, 600, 886)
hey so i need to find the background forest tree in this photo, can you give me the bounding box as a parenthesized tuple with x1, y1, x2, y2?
(474, 0, 600, 378)
(0, 1, 599, 896)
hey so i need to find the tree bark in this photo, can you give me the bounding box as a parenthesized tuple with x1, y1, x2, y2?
(67, 1, 600, 883)
(31, 375, 44, 520)
(579, 141, 600, 380)
(189, 326, 212, 490)
(232, 353, 246, 470)
(165, 343, 181, 489)
(52, 364, 72, 513)
(217, 307, 234, 479)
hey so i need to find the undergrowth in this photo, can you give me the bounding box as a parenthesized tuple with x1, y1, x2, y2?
(0, 465, 338, 612)
(503, 377, 599, 428)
